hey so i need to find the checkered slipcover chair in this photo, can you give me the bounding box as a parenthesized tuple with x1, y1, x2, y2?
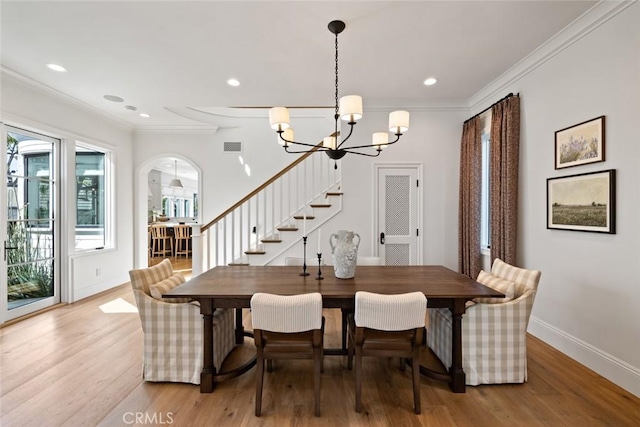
(427, 259, 542, 385)
(129, 259, 235, 384)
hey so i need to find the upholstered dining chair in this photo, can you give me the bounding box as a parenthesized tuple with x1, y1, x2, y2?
(339, 256, 383, 350)
(250, 292, 324, 417)
(427, 258, 542, 385)
(129, 259, 235, 384)
(347, 291, 427, 414)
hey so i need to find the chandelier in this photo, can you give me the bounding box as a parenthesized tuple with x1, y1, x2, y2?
(268, 20, 409, 161)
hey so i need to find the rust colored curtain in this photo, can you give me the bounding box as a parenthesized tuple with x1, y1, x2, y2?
(490, 95, 520, 265)
(458, 116, 483, 279)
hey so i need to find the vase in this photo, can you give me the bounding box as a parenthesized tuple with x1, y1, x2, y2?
(329, 230, 360, 279)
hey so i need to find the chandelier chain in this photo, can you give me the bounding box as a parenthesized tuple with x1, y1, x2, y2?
(334, 32, 339, 118)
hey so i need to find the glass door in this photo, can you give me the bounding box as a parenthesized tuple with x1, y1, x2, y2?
(3, 125, 60, 321)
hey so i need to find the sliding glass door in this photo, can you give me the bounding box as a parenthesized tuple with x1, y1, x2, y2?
(2, 125, 60, 321)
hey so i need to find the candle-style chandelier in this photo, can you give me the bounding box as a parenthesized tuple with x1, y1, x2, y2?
(268, 20, 410, 160)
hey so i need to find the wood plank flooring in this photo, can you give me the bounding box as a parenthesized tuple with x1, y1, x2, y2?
(1, 279, 639, 426)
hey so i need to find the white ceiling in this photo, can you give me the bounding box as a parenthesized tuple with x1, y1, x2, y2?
(2, 1, 597, 130)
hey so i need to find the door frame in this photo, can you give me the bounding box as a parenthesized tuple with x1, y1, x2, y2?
(373, 163, 424, 264)
(1, 123, 62, 322)
(134, 155, 203, 269)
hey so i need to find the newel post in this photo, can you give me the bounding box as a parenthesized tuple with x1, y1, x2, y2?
(191, 224, 203, 277)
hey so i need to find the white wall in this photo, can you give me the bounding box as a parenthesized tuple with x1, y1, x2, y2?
(1, 71, 134, 305)
(313, 109, 464, 267)
(471, 3, 640, 396)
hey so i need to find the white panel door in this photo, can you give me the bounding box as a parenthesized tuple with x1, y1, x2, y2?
(377, 166, 419, 265)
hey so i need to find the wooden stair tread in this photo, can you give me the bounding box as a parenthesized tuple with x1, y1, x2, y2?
(261, 239, 282, 243)
(244, 250, 266, 255)
(228, 263, 250, 266)
(326, 192, 343, 196)
(293, 215, 315, 220)
(277, 227, 299, 232)
(310, 204, 331, 208)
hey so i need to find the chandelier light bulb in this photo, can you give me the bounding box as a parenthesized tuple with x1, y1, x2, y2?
(269, 107, 290, 131)
(372, 132, 389, 147)
(280, 128, 294, 146)
(339, 95, 363, 122)
(323, 136, 337, 150)
(389, 110, 410, 134)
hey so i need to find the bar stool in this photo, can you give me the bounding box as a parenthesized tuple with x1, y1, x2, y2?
(174, 225, 191, 258)
(150, 225, 173, 257)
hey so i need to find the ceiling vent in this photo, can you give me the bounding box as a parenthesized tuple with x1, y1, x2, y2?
(224, 141, 243, 153)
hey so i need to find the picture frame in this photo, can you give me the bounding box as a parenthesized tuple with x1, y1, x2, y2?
(547, 169, 615, 234)
(555, 116, 605, 169)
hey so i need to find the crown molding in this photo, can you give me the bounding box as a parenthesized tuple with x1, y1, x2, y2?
(133, 125, 220, 135)
(365, 99, 469, 113)
(468, 0, 635, 113)
(1, 66, 134, 132)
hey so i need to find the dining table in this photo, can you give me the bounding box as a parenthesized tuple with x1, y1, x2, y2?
(164, 265, 503, 393)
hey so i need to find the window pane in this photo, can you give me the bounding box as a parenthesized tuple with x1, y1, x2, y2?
(75, 146, 107, 249)
(481, 134, 490, 249)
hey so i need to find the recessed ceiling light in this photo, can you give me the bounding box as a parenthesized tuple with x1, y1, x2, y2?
(125, 105, 137, 111)
(104, 95, 124, 102)
(46, 63, 67, 72)
(227, 78, 241, 87)
(423, 77, 438, 86)
(139, 113, 150, 118)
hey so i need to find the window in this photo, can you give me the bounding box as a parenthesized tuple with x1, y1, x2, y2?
(162, 195, 195, 217)
(75, 143, 111, 250)
(480, 129, 491, 251)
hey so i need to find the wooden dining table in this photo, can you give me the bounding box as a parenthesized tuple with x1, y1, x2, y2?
(164, 265, 503, 394)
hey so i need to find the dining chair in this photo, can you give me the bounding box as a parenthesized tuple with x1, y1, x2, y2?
(150, 225, 173, 257)
(340, 256, 383, 350)
(250, 292, 324, 417)
(427, 258, 542, 385)
(174, 224, 191, 258)
(128, 259, 235, 384)
(347, 291, 426, 414)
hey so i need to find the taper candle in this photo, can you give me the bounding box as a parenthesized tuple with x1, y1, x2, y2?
(303, 215, 306, 236)
(317, 228, 322, 253)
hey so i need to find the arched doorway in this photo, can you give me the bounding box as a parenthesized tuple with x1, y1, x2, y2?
(135, 155, 202, 269)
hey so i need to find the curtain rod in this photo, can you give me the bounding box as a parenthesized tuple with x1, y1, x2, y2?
(464, 92, 518, 124)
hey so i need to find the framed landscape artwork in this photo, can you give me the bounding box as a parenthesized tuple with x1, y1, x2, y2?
(555, 116, 605, 169)
(547, 169, 615, 234)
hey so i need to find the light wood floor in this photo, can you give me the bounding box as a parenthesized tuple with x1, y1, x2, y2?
(1, 279, 639, 427)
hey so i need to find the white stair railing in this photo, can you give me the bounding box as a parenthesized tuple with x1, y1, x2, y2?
(193, 146, 341, 275)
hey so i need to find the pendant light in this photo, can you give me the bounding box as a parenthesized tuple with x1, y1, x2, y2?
(169, 160, 183, 188)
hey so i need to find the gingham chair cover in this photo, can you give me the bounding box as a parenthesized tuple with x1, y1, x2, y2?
(251, 292, 323, 333)
(427, 259, 541, 385)
(355, 291, 426, 331)
(129, 259, 235, 384)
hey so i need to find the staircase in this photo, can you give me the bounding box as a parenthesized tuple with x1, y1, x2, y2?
(193, 146, 342, 273)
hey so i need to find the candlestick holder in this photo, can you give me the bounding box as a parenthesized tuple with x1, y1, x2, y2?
(300, 236, 310, 276)
(315, 253, 324, 280)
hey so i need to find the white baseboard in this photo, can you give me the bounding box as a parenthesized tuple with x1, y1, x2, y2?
(72, 276, 128, 302)
(528, 316, 640, 398)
